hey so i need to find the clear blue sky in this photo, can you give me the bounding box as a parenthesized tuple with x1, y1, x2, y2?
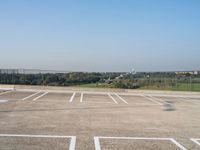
(0, 0, 200, 72)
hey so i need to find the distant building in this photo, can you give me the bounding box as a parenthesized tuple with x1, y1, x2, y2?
(115, 68, 137, 80)
(175, 71, 199, 75)
(194, 71, 199, 75)
(131, 68, 136, 75)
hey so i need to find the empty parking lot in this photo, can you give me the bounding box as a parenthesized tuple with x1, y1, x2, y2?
(0, 88, 200, 150)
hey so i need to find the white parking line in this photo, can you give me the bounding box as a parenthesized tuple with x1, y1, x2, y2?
(0, 91, 12, 96)
(69, 92, 76, 102)
(94, 136, 187, 150)
(170, 138, 187, 150)
(178, 96, 198, 104)
(10, 89, 200, 99)
(0, 134, 76, 150)
(0, 100, 8, 103)
(152, 95, 195, 104)
(80, 92, 84, 102)
(33, 92, 48, 101)
(191, 138, 200, 146)
(180, 95, 198, 99)
(141, 95, 162, 105)
(107, 93, 118, 104)
(94, 137, 101, 150)
(115, 94, 128, 104)
(84, 101, 112, 104)
(69, 136, 76, 150)
(149, 95, 169, 104)
(22, 91, 41, 100)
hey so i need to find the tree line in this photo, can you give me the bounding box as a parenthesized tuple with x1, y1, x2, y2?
(0, 72, 120, 86)
(0, 72, 199, 90)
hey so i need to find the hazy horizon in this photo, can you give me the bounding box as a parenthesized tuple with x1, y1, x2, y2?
(0, 0, 200, 72)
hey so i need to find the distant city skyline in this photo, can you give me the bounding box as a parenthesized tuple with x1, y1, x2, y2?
(0, 0, 200, 72)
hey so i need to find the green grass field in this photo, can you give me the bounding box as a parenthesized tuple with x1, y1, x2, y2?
(140, 83, 200, 91)
(74, 83, 114, 88)
(76, 83, 200, 91)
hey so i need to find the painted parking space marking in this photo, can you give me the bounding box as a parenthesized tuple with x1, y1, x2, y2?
(33, 92, 49, 101)
(0, 91, 12, 96)
(69, 92, 76, 102)
(191, 138, 200, 147)
(94, 136, 187, 150)
(144, 95, 163, 105)
(148, 95, 171, 105)
(141, 94, 163, 105)
(177, 96, 198, 105)
(0, 100, 8, 103)
(107, 93, 118, 104)
(115, 94, 128, 104)
(0, 134, 76, 150)
(82, 93, 117, 104)
(22, 91, 41, 100)
(94, 136, 101, 150)
(84, 101, 112, 104)
(80, 92, 84, 102)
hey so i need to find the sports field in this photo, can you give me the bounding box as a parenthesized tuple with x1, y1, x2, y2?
(0, 88, 200, 150)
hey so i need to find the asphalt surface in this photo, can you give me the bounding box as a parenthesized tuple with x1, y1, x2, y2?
(0, 89, 200, 150)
